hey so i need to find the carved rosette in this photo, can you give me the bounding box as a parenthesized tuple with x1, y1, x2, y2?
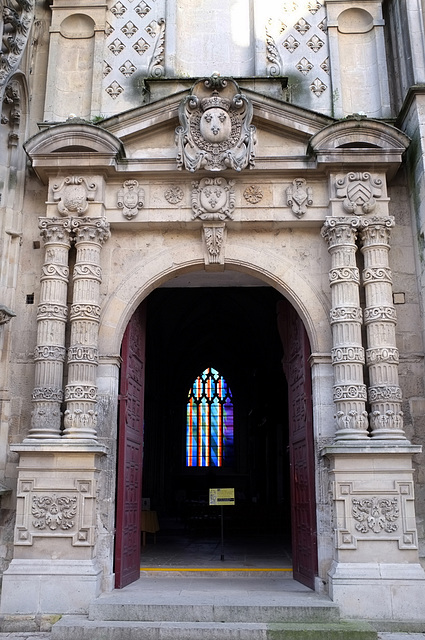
(52, 177, 97, 217)
(322, 217, 368, 440)
(117, 179, 145, 219)
(63, 218, 110, 440)
(191, 177, 235, 221)
(0, 0, 34, 88)
(335, 172, 383, 215)
(286, 178, 313, 218)
(176, 76, 257, 172)
(28, 219, 72, 439)
(360, 218, 406, 440)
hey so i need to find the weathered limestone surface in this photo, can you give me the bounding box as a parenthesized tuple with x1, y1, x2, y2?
(1, 0, 425, 626)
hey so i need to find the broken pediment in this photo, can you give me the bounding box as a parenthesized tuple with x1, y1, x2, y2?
(24, 86, 409, 182)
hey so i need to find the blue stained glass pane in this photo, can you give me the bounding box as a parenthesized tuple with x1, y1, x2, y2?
(186, 367, 234, 468)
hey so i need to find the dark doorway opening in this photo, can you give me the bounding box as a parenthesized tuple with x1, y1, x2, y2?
(141, 287, 291, 564)
(115, 284, 318, 588)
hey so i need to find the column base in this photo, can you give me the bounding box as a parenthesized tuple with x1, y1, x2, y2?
(328, 561, 425, 621)
(0, 559, 102, 615)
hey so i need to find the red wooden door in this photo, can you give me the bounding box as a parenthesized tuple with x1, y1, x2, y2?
(115, 303, 146, 588)
(277, 299, 317, 589)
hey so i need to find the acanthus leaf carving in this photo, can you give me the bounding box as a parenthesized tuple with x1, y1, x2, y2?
(32, 495, 77, 531)
(147, 18, 165, 78)
(286, 178, 313, 217)
(176, 76, 257, 172)
(191, 177, 235, 221)
(352, 497, 399, 534)
(117, 180, 145, 219)
(202, 223, 226, 266)
(266, 19, 282, 76)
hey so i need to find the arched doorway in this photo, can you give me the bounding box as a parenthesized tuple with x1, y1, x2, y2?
(114, 279, 317, 590)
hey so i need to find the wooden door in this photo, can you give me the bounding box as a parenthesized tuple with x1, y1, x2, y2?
(277, 299, 317, 589)
(115, 303, 146, 588)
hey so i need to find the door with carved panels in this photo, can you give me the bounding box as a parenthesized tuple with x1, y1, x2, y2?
(277, 299, 317, 589)
(115, 303, 146, 588)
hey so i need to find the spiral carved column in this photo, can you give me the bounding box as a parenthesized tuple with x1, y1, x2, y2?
(63, 217, 110, 439)
(360, 218, 406, 440)
(28, 218, 71, 439)
(322, 218, 369, 440)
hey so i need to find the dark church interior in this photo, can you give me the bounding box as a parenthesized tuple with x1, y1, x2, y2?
(140, 286, 293, 566)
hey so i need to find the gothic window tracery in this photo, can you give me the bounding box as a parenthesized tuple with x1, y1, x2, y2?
(186, 367, 234, 467)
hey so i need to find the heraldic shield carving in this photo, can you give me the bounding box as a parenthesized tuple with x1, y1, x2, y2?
(176, 75, 257, 172)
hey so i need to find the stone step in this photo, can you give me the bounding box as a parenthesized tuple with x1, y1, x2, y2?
(89, 601, 340, 623)
(52, 616, 378, 640)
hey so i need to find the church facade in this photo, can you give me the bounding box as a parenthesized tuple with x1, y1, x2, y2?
(1, 0, 425, 626)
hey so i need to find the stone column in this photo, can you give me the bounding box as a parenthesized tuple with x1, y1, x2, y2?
(28, 218, 71, 439)
(322, 218, 368, 440)
(63, 217, 110, 440)
(360, 218, 406, 440)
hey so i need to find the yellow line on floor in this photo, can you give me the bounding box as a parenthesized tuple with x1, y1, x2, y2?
(140, 567, 293, 572)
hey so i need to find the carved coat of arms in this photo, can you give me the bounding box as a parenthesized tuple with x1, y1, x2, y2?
(286, 178, 313, 218)
(176, 76, 257, 172)
(117, 179, 145, 219)
(52, 176, 96, 217)
(191, 177, 235, 220)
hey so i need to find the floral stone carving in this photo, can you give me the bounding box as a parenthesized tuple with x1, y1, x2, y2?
(286, 178, 313, 217)
(203, 223, 226, 266)
(191, 177, 235, 221)
(117, 180, 145, 219)
(52, 176, 97, 217)
(352, 497, 399, 534)
(176, 75, 257, 172)
(336, 172, 383, 215)
(32, 495, 77, 531)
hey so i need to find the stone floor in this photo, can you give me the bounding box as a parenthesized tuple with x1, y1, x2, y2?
(1, 528, 424, 638)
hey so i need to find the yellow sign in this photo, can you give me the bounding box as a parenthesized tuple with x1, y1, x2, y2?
(209, 488, 235, 506)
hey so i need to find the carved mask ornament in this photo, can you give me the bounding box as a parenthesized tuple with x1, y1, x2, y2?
(176, 75, 257, 172)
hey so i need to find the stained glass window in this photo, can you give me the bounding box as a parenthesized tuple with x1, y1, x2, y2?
(186, 367, 234, 467)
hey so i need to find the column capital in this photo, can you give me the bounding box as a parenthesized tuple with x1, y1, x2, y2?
(39, 217, 72, 246)
(72, 217, 110, 245)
